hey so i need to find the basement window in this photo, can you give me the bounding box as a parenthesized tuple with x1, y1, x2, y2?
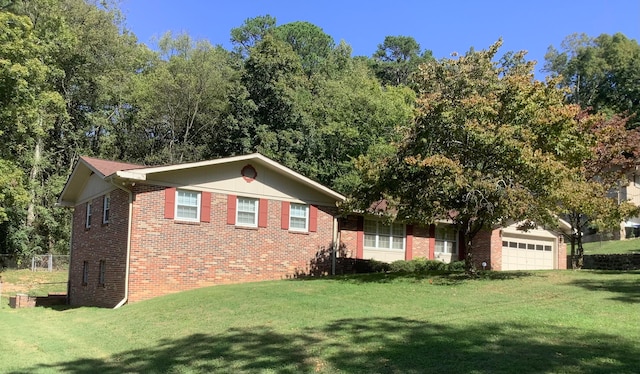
(82, 261, 89, 286)
(98, 260, 106, 286)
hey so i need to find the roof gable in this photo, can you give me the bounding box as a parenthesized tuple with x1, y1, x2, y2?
(115, 153, 345, 202)
(58, 153, 345, 207)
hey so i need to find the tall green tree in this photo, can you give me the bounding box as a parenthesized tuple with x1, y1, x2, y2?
(371, 35, 433, 86)
(127, 32, 237, 164)
(311, 57, 415, 192)
(544, 33, 640, 127)
(240, 34, 313, 172)
(230, 14, 276, 59)
(354, 41, 585, 272)
(0, 9, 67, 255)
(1, 0, 148, 256)
(272, 21, 335, 77)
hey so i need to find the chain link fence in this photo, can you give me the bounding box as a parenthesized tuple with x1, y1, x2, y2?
(0, 254, 69, 271)
(31, 254, 70, 272)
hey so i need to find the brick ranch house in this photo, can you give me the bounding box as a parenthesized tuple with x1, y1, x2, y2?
(58, 153, 567, 307)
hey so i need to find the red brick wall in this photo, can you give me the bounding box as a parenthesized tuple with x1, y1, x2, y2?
(558, 236, 567, 269)
(69, 189, 129, 307)
(338, 216, 359, 259)
(411, 225, 431, 259)
(472, 229, 503, 270)
(126, 185, 338, 303)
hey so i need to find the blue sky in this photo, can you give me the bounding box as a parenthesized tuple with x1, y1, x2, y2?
(122, 0, 639, 79)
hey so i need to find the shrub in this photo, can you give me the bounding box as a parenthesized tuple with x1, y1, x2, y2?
(353, 259, 391, 273)
(447, 260, 466, 272)
(389, 260, 415, 273)
(415, 258, 446, 272)
(369, 259, 391, 273)
(390, 258, 448, 273)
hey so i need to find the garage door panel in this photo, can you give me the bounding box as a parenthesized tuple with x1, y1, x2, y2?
(502, 237, 554, 271)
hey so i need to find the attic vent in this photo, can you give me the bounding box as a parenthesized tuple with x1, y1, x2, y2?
(241, 164, 257, 183)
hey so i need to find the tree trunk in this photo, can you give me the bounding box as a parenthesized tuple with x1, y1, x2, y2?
(464, 237, 476, 275)
(26, 136, 42, 228)
(463, 219, 477, 275)
(569, 233, 576, 269)
(575, 231, 584, 269)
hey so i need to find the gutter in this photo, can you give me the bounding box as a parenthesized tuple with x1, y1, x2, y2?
(109, 178, 134, 309)
(332, 216, 338, 275)
(66, 214, 74, 305)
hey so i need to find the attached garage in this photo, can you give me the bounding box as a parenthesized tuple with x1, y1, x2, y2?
(501, 235, 555, 270)
(499, 225, 563, 271)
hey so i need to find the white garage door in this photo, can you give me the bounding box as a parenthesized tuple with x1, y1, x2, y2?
(501, 236, 555, 270)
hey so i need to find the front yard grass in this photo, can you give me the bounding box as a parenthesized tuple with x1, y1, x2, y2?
(1, 270, 638, 373)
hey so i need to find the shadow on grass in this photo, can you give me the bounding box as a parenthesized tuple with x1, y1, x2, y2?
(18, 316, 638, 374)
(570, 270, 640, 304)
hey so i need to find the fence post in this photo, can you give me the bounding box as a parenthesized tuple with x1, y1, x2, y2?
(31, 256, 35, 272)
(48, 253, 53, 272)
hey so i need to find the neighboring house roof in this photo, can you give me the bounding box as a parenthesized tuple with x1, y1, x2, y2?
(58, 153, 345, 207)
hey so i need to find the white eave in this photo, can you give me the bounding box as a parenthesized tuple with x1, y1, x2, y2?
(114, 170, 147, 181)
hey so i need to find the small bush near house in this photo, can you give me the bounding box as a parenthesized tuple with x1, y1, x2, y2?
(390, 258, 461, 273)
(350, 258, 390, 273)
(389, 259, 416, 273)
(368, 259, 391, 273)
(446, 260, 466, 272)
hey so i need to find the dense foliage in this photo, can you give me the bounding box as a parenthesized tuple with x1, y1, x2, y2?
(0, 1, 637, 263)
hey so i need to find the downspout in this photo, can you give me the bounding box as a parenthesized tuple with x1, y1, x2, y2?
(66, 213, 74, 305)
(110, 178, 133, 309)
(332, 216, 339, 275)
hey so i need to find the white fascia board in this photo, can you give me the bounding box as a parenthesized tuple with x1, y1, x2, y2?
(115, 170, 147, 180)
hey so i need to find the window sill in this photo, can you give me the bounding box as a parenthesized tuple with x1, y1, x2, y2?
(234, 225, 258, 230)
(174, 220, 201, 225)
(288, 230, 309, 235)
(364, 247, 405, 252)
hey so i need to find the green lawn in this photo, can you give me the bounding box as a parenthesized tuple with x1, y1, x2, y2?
(582, 238, 640, 254)
(1, 270, 639, 373)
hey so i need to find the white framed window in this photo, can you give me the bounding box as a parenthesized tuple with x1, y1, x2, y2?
(435, 227, 457, 254)
(85, 202, 92, 228)
(175, 190, 201, 221)
(102, 195, 110, 224)
(364, 219, 405, 250)
(289, 203, 309, 231)
(236, 197, 258, 227)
